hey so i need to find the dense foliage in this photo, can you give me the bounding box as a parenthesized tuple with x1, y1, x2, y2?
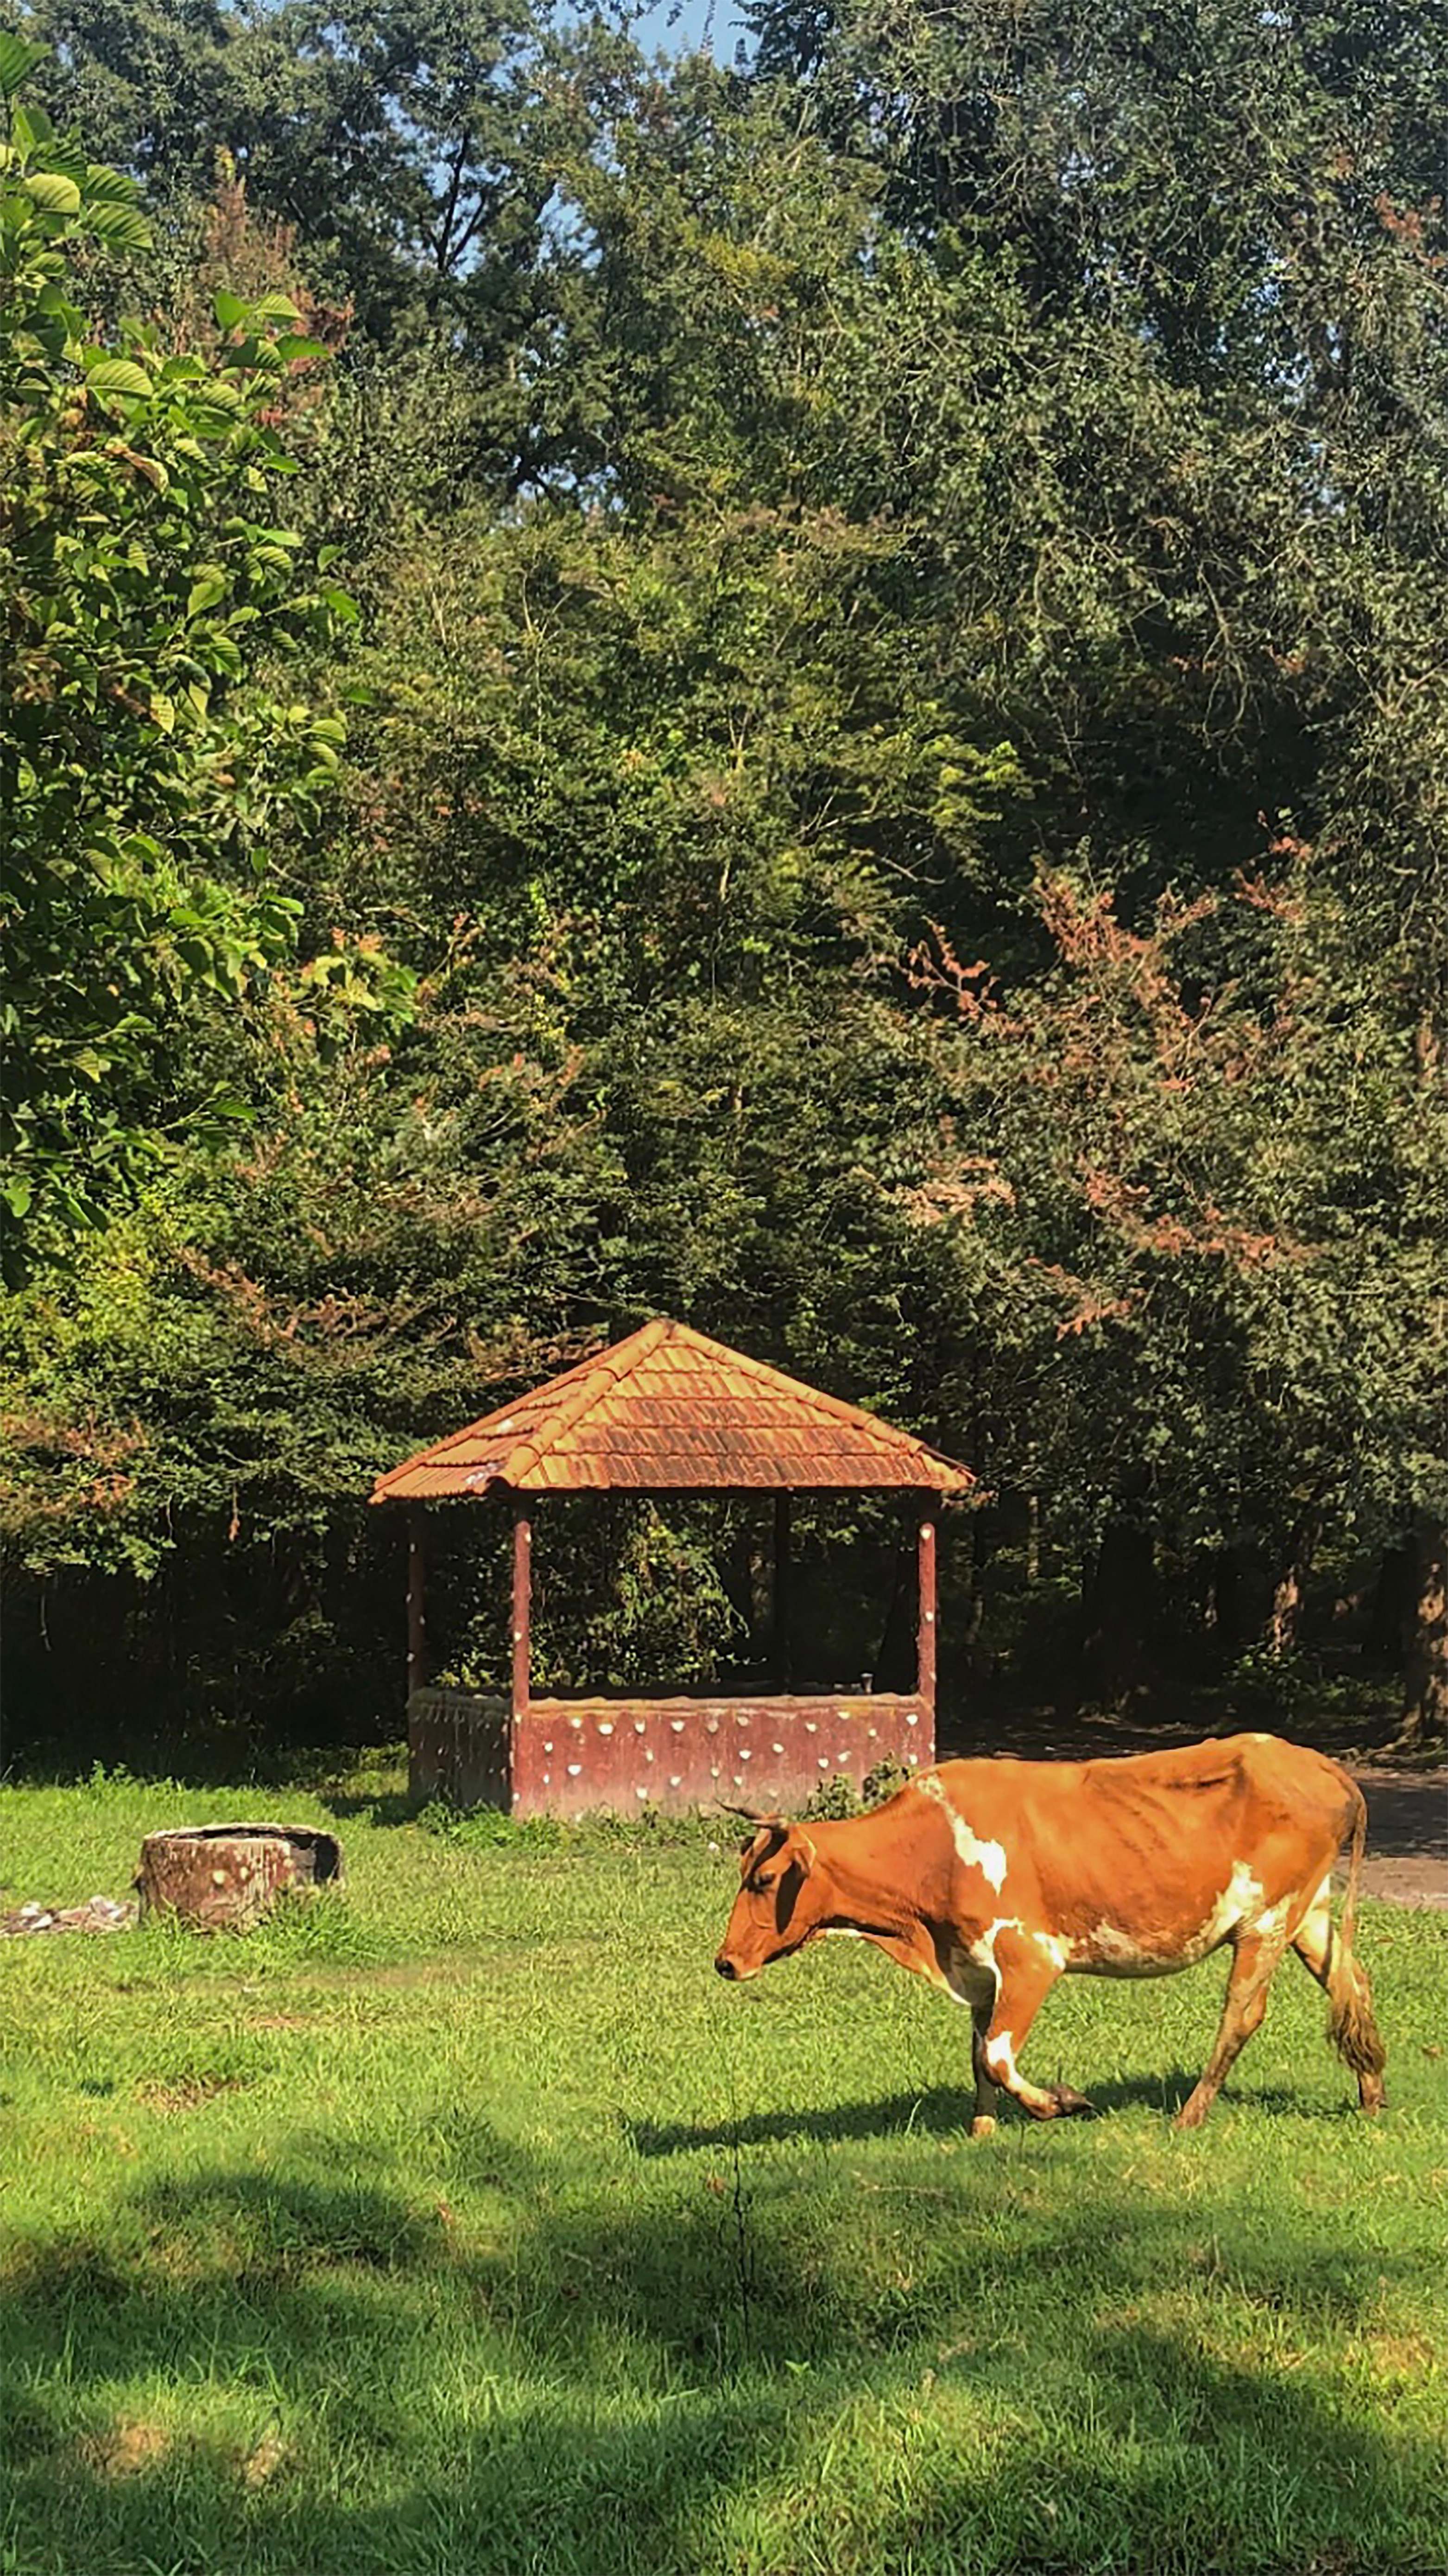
(2, 0, 1444, 1758)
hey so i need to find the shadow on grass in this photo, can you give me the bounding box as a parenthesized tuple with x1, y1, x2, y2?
(627, 2085, 977, 2157)
(313, 1786, 420, 1827)
(628, 2064, 1370, 2156)
(0, 2142, 1438, 2575)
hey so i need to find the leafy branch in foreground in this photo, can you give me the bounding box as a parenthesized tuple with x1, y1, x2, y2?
(0, 49, 400, 1280)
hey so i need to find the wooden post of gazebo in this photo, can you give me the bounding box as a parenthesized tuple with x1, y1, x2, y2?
(406, 1510, 428, 1694)
(372, 1319, 974, 1817)
(511, 1500, 532, 1722)
(917, 1514, 937, 1725)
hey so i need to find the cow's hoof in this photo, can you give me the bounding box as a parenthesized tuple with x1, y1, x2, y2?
(1172, 2099, 1208, 2132)
(969, 2114, 997, 2141)
(1052, 2086, 1096, 2119)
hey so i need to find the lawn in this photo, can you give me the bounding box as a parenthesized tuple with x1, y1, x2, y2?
(0, 1753, 1444, 2576)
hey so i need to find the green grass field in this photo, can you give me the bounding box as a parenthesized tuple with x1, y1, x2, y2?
(1, 1753, 1445, 2576)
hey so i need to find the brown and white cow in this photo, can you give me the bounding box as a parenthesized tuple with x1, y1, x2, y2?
(714, 1733, 1387, 2131)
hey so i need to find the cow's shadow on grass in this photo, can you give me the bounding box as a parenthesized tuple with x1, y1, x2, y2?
(628, 2067, 1356, 2155)
(628, 2084, 977, 2157)
(1, 2134, 1436, 2574)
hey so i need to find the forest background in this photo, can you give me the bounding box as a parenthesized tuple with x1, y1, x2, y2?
(2, 0, 1445, 1770)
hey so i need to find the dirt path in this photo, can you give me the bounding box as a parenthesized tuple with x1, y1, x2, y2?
(1347, 1769, 1448, 1911)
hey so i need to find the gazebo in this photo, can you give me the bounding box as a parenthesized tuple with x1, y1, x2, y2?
(370, 1318, 974, 1818)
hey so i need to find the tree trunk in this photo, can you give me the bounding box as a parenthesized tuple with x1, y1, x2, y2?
(1082, 1513, 1156, 1704)
(1268, 1517, 1318, 1659)
(1399, 1518, 1448, 1748)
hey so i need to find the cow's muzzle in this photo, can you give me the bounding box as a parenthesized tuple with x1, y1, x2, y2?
(714, 1953, 740, 1980)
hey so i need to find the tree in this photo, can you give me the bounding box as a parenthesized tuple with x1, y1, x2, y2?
(911, 854, 1448, 1713)
(0, 40, 389, 1279)
(16, 0, 567, 351)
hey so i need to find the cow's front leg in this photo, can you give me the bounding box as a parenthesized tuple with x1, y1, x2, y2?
(969, 2006, 1000, 2138)
(979, 1934, 1090, 2122)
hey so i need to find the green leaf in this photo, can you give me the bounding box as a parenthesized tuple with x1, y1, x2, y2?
(187, 570, 228, 619)
(213, 289, 248, 331)
(189, 379, 244, 414)
(83, 200, 152, 253)
(83, 356, 154, 400)
(21, 169, 82, 215)
(0, 33, 47, 96)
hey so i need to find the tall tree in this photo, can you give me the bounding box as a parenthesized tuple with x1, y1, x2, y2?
(17, 0, 567, 349)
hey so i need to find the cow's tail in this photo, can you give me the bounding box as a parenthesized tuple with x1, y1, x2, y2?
(1325, 1779, 1387, 2090)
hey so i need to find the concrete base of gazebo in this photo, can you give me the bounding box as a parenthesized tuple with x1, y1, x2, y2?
(409, 1686, 929, 1819)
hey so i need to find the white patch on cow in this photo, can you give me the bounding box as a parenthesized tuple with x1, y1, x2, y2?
(1207, 1861, 1267, 1946)
(985, 2030, 1016, 2080)
(918, 1772, 1008, 1893)
(1088, 1921, 1157, 1970)
(955, 1916, 1071, 1991)
(1294, 1874, 1334, 1974)
(967, 1916, 1016, 1968)
(1082, 1859, 1273, 1979)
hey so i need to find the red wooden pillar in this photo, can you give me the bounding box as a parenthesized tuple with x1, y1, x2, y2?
(917, 1515, 937, 1719)
(511, 1498, 532, 1720)
(406, 1510, 428, 1697)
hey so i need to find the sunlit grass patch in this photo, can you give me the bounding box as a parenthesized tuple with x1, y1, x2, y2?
(0, 1753, 1444, 2575)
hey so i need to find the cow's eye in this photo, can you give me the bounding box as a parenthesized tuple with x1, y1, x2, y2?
(747, 1871, 775, 1895)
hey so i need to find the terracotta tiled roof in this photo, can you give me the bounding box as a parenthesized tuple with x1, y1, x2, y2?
(371, 1319, 974, 1502)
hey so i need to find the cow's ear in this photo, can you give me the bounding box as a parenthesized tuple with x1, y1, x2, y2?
(787, 1827, 817, 1875)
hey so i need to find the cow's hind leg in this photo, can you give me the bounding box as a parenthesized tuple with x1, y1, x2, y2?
(1292, 1875, 1387, 2113)
(978, 1935, 1091, 2122)
(1175, 1927, 1285, 2132)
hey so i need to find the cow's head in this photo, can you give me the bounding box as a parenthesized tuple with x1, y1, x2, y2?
(715, 1817, 822, 1981)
